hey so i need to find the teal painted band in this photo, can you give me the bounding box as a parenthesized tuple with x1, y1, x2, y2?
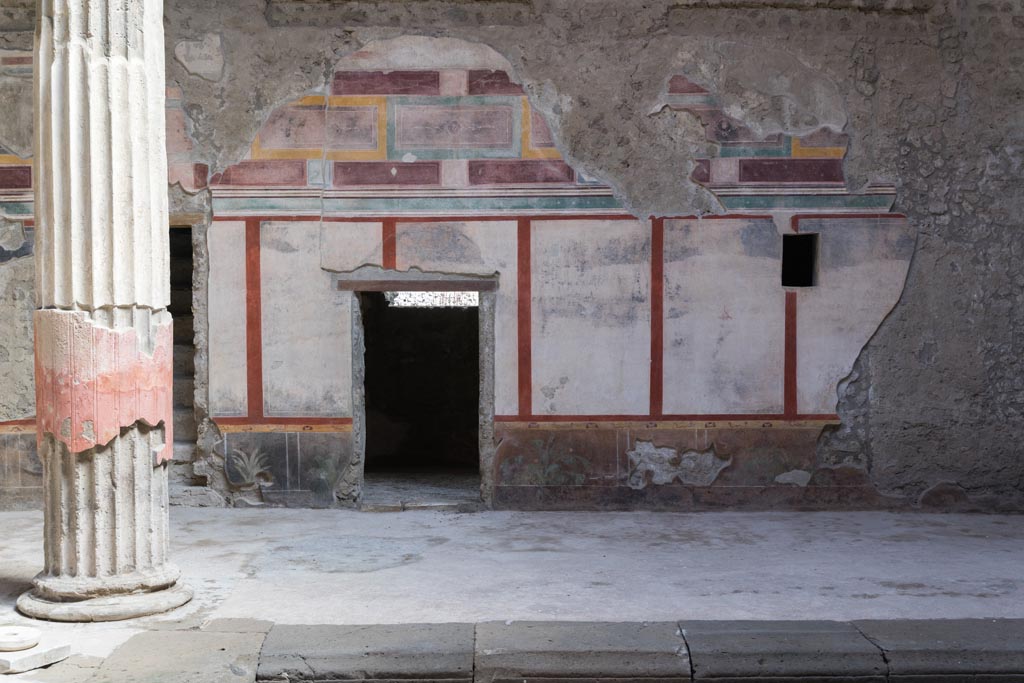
(720, 194, 895, 210)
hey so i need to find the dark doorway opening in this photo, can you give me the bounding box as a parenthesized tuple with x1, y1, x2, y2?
(359, 291, 481, 509)
(169, 227, 197, 462)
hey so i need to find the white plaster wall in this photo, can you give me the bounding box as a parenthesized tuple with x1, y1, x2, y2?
(207, 220, 248, 417)
(321, 222, 384, 272)
(532, 219, 651, 415)
(262, 221, 350, 417)
(797, 217, 915, 414)
(395, 220, 518, 416)
(663, 218, 785, 414)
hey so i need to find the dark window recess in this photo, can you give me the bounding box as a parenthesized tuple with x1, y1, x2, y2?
(782, 233, 818, 287)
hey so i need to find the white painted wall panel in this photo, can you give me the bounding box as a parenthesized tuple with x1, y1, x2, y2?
(262, 221, 350, 417)
(207, 221, 249, 417)
(663, 218, 786, 415)
(531, 219, 651, 416)
(797, 217, 915, 414)
(320, 221, 384, 271)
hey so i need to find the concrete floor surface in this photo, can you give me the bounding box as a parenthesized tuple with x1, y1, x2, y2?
(1, 508, 1022, 671)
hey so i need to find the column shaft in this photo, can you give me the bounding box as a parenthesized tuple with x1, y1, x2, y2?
(19, 0, 191, 622)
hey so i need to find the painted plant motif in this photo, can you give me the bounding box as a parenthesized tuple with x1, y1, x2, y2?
(227, 447, 274, 489)
(307, 452, 344, 505)
(500, 435, 593, 486)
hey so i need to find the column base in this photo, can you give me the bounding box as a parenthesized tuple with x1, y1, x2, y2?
(16, 583, 193, 623)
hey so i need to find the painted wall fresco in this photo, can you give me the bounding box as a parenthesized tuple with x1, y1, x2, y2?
(0, 37, 914, 509)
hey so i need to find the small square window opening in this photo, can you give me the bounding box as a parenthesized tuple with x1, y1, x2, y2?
(782, 233, 818, 288)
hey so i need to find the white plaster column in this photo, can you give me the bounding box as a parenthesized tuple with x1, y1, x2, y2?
(17, 0, 193, 621)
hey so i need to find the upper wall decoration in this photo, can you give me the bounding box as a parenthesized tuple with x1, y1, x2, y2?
(0, 38, 897, 221)
(207, 65, 615, 217)
(662, 74, 894, 213)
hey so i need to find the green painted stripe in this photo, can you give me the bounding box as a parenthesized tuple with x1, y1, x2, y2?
(719, 136, 793, 158)
(213, 192, 897, 215)
(0, 202, 32, 218)
(321, 194, 624, 213)
(213, 194, 626, 214)
(720, 194, 895, 210)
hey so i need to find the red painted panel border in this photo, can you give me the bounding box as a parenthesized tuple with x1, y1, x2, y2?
(790, 212, 906, 231)
(382, 218, 397, 270)
(215, 213, 783, 224)
(215, 417, 353, 426)
(784, 290, 798, 417)
(495, 414, 838, 422)
(650, 217, 664, 418)
(245, 219, 265, 420)
(517, 218, 532, 417)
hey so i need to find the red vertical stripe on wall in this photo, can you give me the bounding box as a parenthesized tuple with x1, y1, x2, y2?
(382, 219, 397, 270)
(517, 218, 532, 417)
(650, 218, 665, 418)
(784, 290, 798, 417)
(245, 219, 265, 420)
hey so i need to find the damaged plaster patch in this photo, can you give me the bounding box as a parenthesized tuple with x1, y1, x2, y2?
(675, 40, 847, 139)
(775, 469, 812, 487)
(174, 33, 225, 82)
(627, 441, 731, 489)
(0, 221, 34, 421)
(0, 50, 32, 157)
(0, 218, 30, 258)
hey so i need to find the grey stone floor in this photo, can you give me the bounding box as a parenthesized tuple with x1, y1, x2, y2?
(360, 469, 482, 510)
(1, 509, 1023, 680)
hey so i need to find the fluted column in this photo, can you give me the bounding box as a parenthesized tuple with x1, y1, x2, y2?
(18, 0, 192, 622)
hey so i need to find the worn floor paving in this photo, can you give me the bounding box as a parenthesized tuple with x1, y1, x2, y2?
(0, 509, 1022, 681)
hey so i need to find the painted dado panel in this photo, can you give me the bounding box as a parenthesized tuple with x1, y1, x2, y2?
(797, 216, 915, 415)
(531, 219, 651, 416)
(261, 221, 351, 418)
(663, 217, 785, 415)
(207, 220, 249, 417)
(395, 220, 519, 416)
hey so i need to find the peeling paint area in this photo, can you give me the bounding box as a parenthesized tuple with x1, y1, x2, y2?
(174, 33, 225, 82)
(0, 221, 34, 422)
(775, 469, 812, 487)
(627, 441, 731, 489)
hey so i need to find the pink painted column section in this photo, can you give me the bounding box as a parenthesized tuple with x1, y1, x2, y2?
(17, 0, 192, 621)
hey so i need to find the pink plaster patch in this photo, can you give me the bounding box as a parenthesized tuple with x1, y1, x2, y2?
(34, 310, 174, 462)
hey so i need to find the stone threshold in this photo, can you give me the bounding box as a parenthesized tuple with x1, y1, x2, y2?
(255, 619, 1024, 682)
